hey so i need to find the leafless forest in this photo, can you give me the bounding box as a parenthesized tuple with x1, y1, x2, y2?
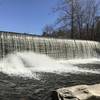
(42, 0, 100, 41)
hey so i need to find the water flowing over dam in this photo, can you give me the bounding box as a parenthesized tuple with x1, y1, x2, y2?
(0, 32, 100, 100)
(0, 31, 100, 59)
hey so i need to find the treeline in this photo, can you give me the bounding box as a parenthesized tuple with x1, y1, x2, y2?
(42, 0, 100, 41)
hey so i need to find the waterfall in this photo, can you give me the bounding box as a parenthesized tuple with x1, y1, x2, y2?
(0, 32, 100, 79)
(0, 31, 100, 59)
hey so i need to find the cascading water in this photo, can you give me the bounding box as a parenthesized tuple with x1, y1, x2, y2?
(0, 32, 100, 59)
(0, 51, 99, 80)
(0, 32, 100, 79)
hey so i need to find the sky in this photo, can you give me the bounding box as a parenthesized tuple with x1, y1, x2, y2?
(0, 0, 59, 35)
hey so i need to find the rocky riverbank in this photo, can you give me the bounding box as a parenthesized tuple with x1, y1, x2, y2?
(52, 84, 100, 100)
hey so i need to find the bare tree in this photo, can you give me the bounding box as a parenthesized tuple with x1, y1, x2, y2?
(42, 25, 54, 37)
(55, 0, 100, 40)
(55, 0, 83, 39)
(84, 0, 100, 40)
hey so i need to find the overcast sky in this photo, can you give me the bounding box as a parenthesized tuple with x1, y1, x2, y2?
(0, 0, 59, 35)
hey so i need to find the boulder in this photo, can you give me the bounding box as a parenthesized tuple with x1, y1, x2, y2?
(52, 84, 100, 100)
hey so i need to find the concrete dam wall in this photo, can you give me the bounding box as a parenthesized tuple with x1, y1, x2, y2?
(0, 31, 100, 59)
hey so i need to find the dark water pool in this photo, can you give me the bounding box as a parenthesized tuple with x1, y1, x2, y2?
(0, 64, 100, 100)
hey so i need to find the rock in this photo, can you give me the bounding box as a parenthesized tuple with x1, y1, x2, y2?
(52, 84, 100, 100)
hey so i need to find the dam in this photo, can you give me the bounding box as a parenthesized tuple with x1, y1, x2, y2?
(0, 31, 100, 59)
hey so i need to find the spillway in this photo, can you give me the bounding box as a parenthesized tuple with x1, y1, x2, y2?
(0, 31, 100, 59)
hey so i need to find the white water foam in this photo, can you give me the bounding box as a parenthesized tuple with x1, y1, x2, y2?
(58, 58, 100, 64)
(0, 52, 99, 79)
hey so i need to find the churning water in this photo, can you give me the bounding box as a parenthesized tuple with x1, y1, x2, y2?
(0, 33, 100, 99)
(0, 51, 99, 79)
(0, 34, 100, 79)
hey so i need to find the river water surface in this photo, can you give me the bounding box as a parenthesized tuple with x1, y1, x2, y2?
(0, 52, 100, 100)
